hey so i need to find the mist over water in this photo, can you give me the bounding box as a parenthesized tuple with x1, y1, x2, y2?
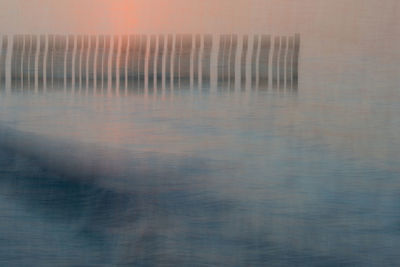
(1, 0, 400, 266)
(1, 87, 400, 266)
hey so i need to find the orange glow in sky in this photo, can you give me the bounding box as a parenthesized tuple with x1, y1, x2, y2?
(108, 1, 137, 33)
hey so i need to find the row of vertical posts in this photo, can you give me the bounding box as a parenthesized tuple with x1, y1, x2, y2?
(0, 34, 299, 92)
(218, 34, 300, 91)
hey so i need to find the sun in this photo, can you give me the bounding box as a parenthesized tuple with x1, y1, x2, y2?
(109, 0, 137, 33)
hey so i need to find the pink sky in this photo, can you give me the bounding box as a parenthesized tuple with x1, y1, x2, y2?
(0, 0, 398, 58)
(0, 0, 396, 36)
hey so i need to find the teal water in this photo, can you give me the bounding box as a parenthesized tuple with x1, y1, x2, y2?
(0, 84, 399, 266)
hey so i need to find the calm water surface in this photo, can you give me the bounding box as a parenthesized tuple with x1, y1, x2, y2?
(0, 84, 399, 266)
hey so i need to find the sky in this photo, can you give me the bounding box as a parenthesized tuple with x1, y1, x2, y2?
(0, 0, 399, 68)
(0, 0, 298, 34)
(0, 0, 397, 37)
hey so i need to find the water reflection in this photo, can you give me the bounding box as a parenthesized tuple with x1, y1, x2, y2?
(0, 89, 399, 266)
(0, 124, 236, 265)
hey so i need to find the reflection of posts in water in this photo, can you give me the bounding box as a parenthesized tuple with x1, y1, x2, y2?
(202, 34, 212, 90)
(251, 35, 259, 89)
(240, 35, 248, 90)
(272, 36, 280, 90)
(259, 35, 271, 90)
(165, 34, 173, 90)
(0, 36, 8, 89)
(292, 33, 300, 91)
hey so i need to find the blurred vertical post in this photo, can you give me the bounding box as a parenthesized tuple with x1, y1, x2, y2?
(240, 35, 248, 90)
(259, 35, 271, 90)
(0, 36, 8, 89)
(292, 33, 300, 91)
(201, 34, 212, 90)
